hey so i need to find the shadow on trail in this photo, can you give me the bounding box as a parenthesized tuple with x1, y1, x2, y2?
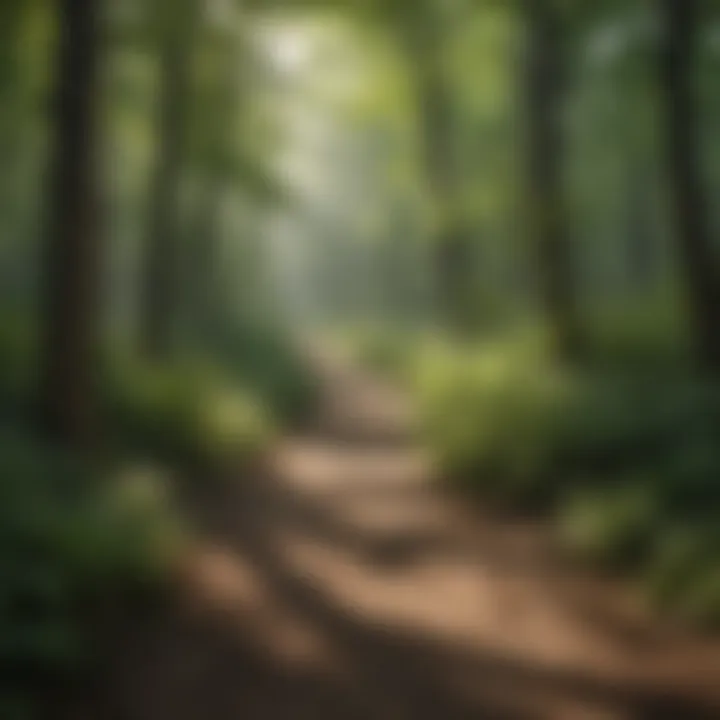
(91, 355, 720, 720)
(93, 471, 720, 720)
(185, 470, 719, 720)
(251, 472, 458, 570)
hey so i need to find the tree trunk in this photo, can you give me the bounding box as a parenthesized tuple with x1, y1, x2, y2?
(403, 12, 469, 336)
(658, 0, 720, 372)
(524, 0, 582, 359)
(0, 1, 23, 142)
(187, 185, 225, 340)
(424, 73, 472, 335)
(626, 159, 656, 291)
(38, 0, 102, 447)
(139, 8, 195, 358)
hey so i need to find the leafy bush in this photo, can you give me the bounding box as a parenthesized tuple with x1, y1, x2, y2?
(351, 326, 419, 381)
(587, 287, 690, 373)
(413, 334, 581, 507)
(193, 385, 275, 465)
(198, 321, 319, 426)
(0, 428, 183, 718)
(646, 524, 720, 628)
(558, 482, 662, 570)
(0, 314, 37, 416)
(0, 310, 315, 460)
(105, 356, 275, 468)
(408, 332, 720, 625)
(414, 333, 720, 495)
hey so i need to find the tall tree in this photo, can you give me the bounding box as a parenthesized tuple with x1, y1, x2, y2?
(523, 0, 582, 359)
(400, 2, 473, 335)
(139, 0, 198, 358)
(181, 12, 281, 341)
(658, 0, 720, 371)
(38, 0, 102, 446)
(625, 155, 657, 291)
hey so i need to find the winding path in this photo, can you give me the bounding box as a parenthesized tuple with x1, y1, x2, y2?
(101, 351, 720, 720)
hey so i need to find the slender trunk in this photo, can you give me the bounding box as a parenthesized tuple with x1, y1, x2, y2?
(0, 2, 23, 145)
(524, 0, 582, 359)
(405, 15, 469, 335)
(139, 9, 194, 358)
(658, 0, 720, 372)
(626, 159, 655, 291)
(424, 77, 472, 335)
(187, 187, 224, 339)
(0, 2, 26, 302)
(38, 0, 102, 447)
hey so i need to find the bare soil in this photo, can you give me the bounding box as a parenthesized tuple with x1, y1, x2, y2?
(83, 352, 720, 720)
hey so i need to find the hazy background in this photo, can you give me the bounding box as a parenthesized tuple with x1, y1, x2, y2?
(2, 0, 720, 717)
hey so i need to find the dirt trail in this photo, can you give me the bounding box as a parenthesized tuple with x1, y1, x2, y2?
(98, 352, 720, 720)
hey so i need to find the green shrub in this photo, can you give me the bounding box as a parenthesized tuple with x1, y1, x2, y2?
(558, 482, 661, 571)
(645, 524, 720, 627)
(105, 356, 274, 468)
(657, 432, 720, 516)
(0, 309, 316, 445)
(409, 331, 720, 625)
(413, 334, 582, 507)
(0, 428, 183, 717)
(351, 327, 418, 381)
(198, 321, 319, 426)
(587, 287, 690, 373)
(0, 314, 37, 415)
(414, 332, 720, 498)
(193, 385, 275, 466)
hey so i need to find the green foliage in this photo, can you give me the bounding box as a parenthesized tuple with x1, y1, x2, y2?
(349, 325, 419, 380)
(199, 321, 320, 427)
(646, 524, 720, 628)
(0, 312, 307, 468)
(0, 428, 183, 717)
(414, 331, 720, 487)
(105, 355, 275, 468)
(559, 432, 720, 624)
(586, 288, 690, 373)
(558, 482, 661, 570)
(405, 331, 720, 625)
(413, 331, 579, 507)
(0, 314, 36, 415)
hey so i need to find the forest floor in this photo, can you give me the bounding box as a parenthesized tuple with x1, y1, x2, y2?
(90, 349, 720, 720)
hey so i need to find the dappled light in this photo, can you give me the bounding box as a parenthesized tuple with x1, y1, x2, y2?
(2, 0, 720, 718)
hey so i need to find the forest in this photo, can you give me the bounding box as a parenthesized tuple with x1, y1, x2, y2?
(2, 0, 720, 718)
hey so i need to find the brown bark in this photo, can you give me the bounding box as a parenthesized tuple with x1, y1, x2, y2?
(658, 0, 720, 372)
(38, 0, 102, 447)
(139, 7, 195, 358)
(524, 0, 582, 360)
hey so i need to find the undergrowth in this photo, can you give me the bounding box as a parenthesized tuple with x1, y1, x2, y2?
(0, 428, 184, 719)
(0, 312, 318, 716)
(357, 321, 720, 629)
